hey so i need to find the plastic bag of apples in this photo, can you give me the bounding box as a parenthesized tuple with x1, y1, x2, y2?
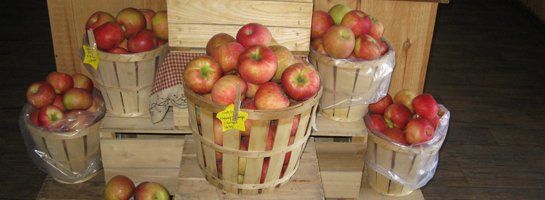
(19, 72, 106, 183)
(363, 90, 450, 192)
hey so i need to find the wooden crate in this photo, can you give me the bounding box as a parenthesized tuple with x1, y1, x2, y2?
(98, 111, 191, 193)
(312, 113, 368, 144)
(175, 136, 325, 199)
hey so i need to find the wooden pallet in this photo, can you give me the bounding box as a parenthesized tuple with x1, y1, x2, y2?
(174, 136, 325, 200)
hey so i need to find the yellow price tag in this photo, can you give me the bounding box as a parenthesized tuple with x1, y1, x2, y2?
(216, 104, 248, 132)
(83, 45, 99, 70)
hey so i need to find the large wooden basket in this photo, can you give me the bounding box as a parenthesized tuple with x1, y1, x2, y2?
(87, 44, 167, 117)
(184, 87, 322, 194)
(309, 45, 395, 122)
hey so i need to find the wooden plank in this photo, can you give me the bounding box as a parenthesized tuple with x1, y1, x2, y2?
(116, 62, 139, 114)
(173, 107, 190, 128)
(100, 111, 192, 134)
(100, 138, 184, 168)
(519, 0, 545, 22)
(312, 113, 367, 137)
(242, 120, 269, 194)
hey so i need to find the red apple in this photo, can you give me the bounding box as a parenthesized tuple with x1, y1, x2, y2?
(405, 118, 435, 144)
(412, 94, 439, 120)
(266, 123, 277, 151)
(116, 7, 146, 37)
(354, 34, 381, 60)
(383, 128, 409, 145)
(369, 19, 384, 40)
(183, 56, 222, 94)
(341, 10, 372, 37)
(430, 115, 440, 129)
(260, 157, 270, 183)
(236, 23, 272, 48)
(240, 135, 250, 151)
(246, 82, 260, 98)
(26, 82, 55, 108)
(86, 95, 103, 113)
(378, 40, 388, 55)
(65, 110, 94, 131)
(29, 110, 40, 127)
(269, 45, 297, 82)
(210, 75, 247, 106)
(104, 175, 135, 200)
(206, 33, 235, 56)
(394, 89, 417, 112)
(128, 30, 157, 53)
(86, 11, 115, 30)
(311, 10, 334, 39)
(369, 94, 393, 114)
(46, 72, 74, 94)
(290, 115, 300, 136)
(238, 45, 278, 84)
(156, 39, 167, 46)
(322, 25, 355, 58)
(109, 47, 129, 54)
(311, 38, 327, 55)
(212, 41, 245, 73)
(38, 105, 65, 130)
(328, 4, 351, 25)
(213, 118, 223, 146)
(254, 82, 290, 110)
(364, 114, 387, 133)
(151, 11, 168, 40)
(139, 9, 155, 30)
(63, 88, 93, 110)
(52, 95, 65, 111)
(134, 182, 169, 200)
(281, 63, 320, 101)
(94, 22, 125, 51)
(384, 103, 411, 129)
(72, 73, 94, 91)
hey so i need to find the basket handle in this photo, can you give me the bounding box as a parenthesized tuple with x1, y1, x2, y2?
(233, 85, 242, 121)
(86, 29, 97, 50)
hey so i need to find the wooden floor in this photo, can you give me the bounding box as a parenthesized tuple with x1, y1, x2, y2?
(0, 0, 544, 199)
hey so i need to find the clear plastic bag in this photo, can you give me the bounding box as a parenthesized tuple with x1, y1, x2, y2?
(19, 90, 106, 184)
(365, 105, 450, 192)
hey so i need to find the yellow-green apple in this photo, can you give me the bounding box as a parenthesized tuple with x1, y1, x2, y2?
(260, 157, 270, 183)
(394, 89, 417, 112)
(290, 115, 300, 136)
(118, 39, 128, 49)
(241, 98, 256, 136)
(246, 82, 260, 98)
(378, 40, 388, 55)
(211, 41, 245, 73)
(52, 95, 65, 111)
(340, 10, 372, 36)
(151, 11, 168, 40)
(384, 103, 411, 129)
(134, 182, 169, 200)
(213, 118, 223, 146)
(38, 105, 65, 130)
(94, 22, 124, 51)
(269, 45, 297, 82)
(254, 82, 290, 110)
(236, 23, 272, 48)
(206, 33, 235, 56)
(116, 7, 146, 37)
(183, 56, 222, 94)
(383, 127, 409, 145)
(128, 30, 157, 53)
(238, 45, 278, 84)
(104, 175, 135, 200)
(87, 95, 103, 113)
(328, 4, 351, 25)
(109, 47, 129, 54)
(86, 11, 115, 30)
(211, 75, 247, 106)
(65, 110, 93, 131)
(311, 38, 327, 55)
(239, 157, 247, 175)
(368, 94, 392, 114)
(139, 9, 155, 30)
(72, 73, 94, 91)
(26, 82, 55, 108)
(412, 94, 439, 120)
(29, 110, 40, 127)
(369, 19, 384, 40)
(281, 63, 320, 101)
(354, 34, 381, 60)
(322, 25, 355, 58)
(311, 10, 334, 39)
(46, 72, 74, 94)
(63, 88, 93, 110)
(364, 113, 387, 133)
(405, 118, 435, 144)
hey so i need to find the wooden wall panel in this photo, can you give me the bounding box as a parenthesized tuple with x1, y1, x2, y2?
(519, 0, 545, 22)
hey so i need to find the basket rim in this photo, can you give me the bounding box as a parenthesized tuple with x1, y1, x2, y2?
(309, 39, 395, 69)
(96, 43, 168, 62)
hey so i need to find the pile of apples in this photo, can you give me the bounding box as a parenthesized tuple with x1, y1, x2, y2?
(364, 90, 442, 145)
(25, 72, 103, 132)
(184, 23, 321, 184)
(85, 8, 168, 54)
(311, 4, 388, 60)
(104, 175, 170, 200)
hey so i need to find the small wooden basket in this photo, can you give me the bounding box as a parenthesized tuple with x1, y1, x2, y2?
(86, 44, 167, 117)
(309, 45, 395, 122)
(184, 87, 321, 194)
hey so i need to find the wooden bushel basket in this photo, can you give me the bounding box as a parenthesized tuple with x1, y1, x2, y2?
(365, 106, 450, 196)
(309, 44, 395, 122)
(24, 110, 103, 184)
(86, 44, 167, 117)
(184, 87, 322, 194)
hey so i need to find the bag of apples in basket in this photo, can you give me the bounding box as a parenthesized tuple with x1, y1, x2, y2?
(364, 90, 450, 196)
(19, 72, 106, 184)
